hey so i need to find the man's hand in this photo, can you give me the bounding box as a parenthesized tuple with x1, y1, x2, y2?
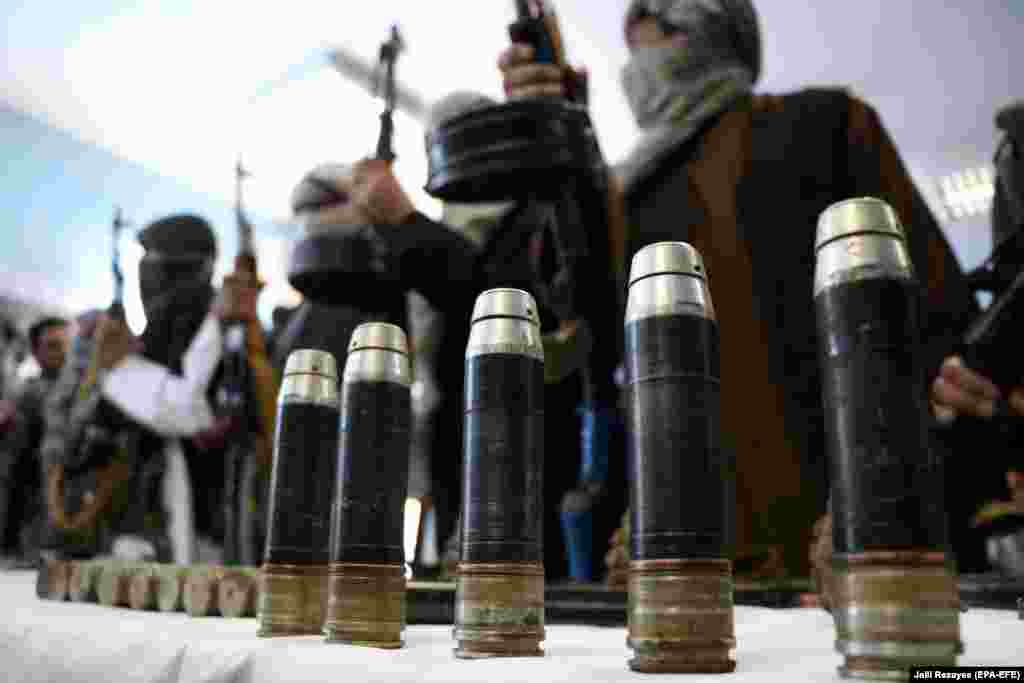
(931, 355, 1024, 422)
(214, 274, 260, 323)
(499, 43, 564, 99)
(94, 315, 140, 372)
(351, 158, 416, 226)
(498, 43, 587, 102)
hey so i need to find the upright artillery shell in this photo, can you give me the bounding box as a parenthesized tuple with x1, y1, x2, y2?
(623, 242, 735, 674)
(325, 323, 412, 649)
(454, 289, 546, 660)
(814, 199, 962, 679)
(259, 349, 340, 637)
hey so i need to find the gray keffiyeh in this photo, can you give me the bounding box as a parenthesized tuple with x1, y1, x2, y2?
(615, 0, 762, 192)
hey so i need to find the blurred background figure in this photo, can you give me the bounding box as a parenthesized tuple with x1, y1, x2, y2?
(304, 88, 623, 582)
(497, 0, 1007, 584)
(0, 316, 69, 564)
(953, 100, 1024, 578)
(271, 162, 408, 376)
(0, 316, 27, 403)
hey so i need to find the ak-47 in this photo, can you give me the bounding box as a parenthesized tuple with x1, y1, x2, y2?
(219, 160, 265, 566)
(232, 161, 260, 282)
(508, 0, 618, 583)
(373, 25, 405, 164)
(508, 0, 594, 325)
(510, 2, 563, 69)
(109, 208, 127, 321)
(47, 208, 135, 541)
(509, 1, 584, 103)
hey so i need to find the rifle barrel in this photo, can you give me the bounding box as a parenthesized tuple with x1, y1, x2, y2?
(111, 208, 127, 320)
(373, 25, 403, 164)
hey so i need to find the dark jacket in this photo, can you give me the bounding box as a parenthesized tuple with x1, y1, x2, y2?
(619, 89, 978, 575)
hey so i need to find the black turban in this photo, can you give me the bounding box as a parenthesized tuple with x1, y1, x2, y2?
(138, 213, 217, 259)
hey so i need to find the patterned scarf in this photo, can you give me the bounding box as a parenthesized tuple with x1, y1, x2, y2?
(615, 0, 762, 192)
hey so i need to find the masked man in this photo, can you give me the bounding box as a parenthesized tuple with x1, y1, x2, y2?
(283, 164, 453, 573)
(303, 90, 624, 581)
(500, 0, 1024, 584)
(0, 316, 68, 561)
(46, 214, 269, 564)
(927, 101, 1024, 581)
(273, 163, 409, 374)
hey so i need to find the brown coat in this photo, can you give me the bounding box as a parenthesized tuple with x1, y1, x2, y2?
(614, 89, 977, 576)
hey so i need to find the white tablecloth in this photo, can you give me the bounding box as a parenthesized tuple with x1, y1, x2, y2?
(1, 571, 1021, 683)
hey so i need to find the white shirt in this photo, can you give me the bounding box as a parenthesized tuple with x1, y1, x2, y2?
(101, 313, 223, 437)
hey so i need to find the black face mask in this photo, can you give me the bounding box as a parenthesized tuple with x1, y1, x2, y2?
(139, 253, 210, 319)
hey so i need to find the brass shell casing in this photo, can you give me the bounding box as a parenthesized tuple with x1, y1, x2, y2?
(324, 562, 407, 648)
(453, 562, 545, 659)
(257, 563, 327, 637)
(831, 551, 962, 681)
(627, 559, 736, 674)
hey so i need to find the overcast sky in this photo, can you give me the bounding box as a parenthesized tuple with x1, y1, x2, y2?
(1, 0, 1019, 320)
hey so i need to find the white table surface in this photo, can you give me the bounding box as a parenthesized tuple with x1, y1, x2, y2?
(1, 570, 1022, 683)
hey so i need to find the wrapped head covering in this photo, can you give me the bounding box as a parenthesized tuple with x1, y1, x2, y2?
(290, 162, 376, 236)
(624, 0, 761, 82)
(138, 213, 216, 259)
(424, 91, 497, 138)
(616, 0, 762, 191)
(290, 163, 356, 216)
(137, 214, 216, 319)
(425, 91, 515, 241)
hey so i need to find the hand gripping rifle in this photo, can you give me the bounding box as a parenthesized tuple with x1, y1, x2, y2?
(219, 160, 265, 566)
(960, 105, 1024, 436)
(508, 1, 589, 327)
(47, 209, 135, 543)
(509, 1, 617, 582)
